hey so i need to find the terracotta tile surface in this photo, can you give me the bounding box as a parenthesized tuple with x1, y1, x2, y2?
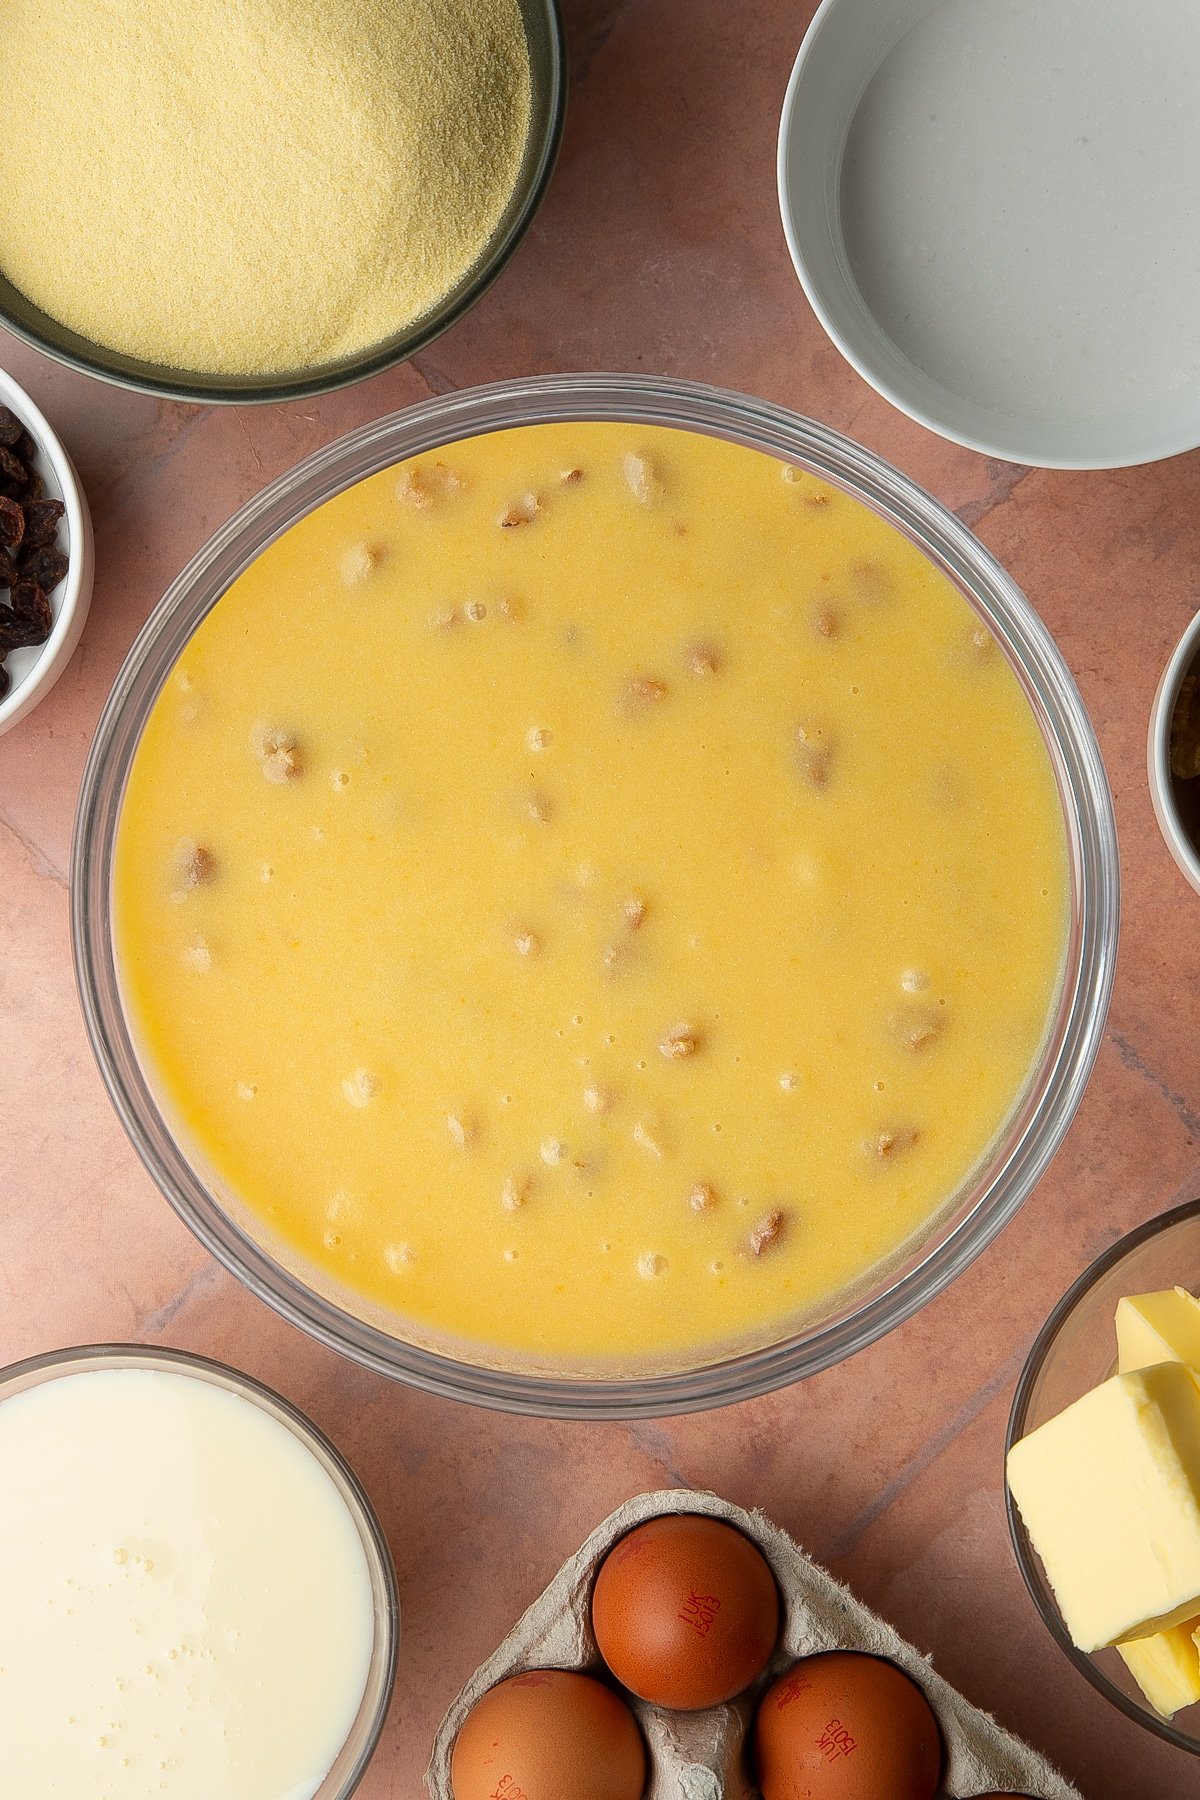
(1, 2, 1198, 1795)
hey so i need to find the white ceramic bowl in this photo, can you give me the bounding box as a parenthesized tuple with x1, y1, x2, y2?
(1148, 607, 1200, 896)
(778, 0, 1200, 469)
(0, 365, 94, 737)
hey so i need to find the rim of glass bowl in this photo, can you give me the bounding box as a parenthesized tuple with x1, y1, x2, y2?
(71, 373, 1120, 1420)
(1005, 1198, 1200, 1756)
(0, 0, 565, 405)
(0, 1341, 399, 1796)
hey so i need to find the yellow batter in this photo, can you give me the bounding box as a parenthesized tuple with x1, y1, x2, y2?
(114, 424, 1068, 1365)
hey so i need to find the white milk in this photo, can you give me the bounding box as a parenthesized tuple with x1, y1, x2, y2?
(0, 1368, 377, 1800)
(840, 0, 1200, 421)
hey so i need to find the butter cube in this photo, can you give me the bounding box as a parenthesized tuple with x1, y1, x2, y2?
(1116, 1287, 1200, 1375)
(1006, 1362, 1200, 1651)
(1117, 1618, 1200, 1718)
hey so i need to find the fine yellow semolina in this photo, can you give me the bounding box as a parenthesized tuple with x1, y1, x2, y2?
(113, 424, 1069, 1365)
(0, 0, 531, 375)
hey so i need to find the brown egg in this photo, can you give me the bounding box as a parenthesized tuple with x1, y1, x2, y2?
(450, 1668, 646, 1800)
(591, 1513, 780, 1709)
(754, 1652, 942, 1800)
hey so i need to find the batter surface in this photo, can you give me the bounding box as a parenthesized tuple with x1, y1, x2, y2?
(114, 423, 1068, 1363)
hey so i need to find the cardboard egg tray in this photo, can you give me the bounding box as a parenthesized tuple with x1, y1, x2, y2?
(426, 1489, 1082, 1800)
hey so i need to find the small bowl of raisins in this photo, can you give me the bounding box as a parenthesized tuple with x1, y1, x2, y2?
(1149, 606, 1200, 898)
(0, 364, 93, 737)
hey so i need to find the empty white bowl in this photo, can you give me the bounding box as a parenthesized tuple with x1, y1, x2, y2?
(1148, 607, 1200, 897)
(778, 0, 1200, 468)
(0, 365, 94, 737)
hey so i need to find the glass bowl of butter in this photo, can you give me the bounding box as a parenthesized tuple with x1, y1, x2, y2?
(1007, 1199, 1200, 1754)
(73, 373, 1119, 1417)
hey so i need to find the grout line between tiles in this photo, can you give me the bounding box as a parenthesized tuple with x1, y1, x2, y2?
(623, 1418, 692, 1490)
(408, 353, 457, 399)
(572, 0, 653, 84)
(954, 461, 1034, 531)
(138, 1258, 223, 1336)
(825, 1346, 1026, 1562)
(1108, 1027, 1200, 1141)
(0, 809, 67, 887)
(93, 403, 212, 513)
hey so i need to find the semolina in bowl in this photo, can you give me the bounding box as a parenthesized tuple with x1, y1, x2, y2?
(0, 0, 564, 403)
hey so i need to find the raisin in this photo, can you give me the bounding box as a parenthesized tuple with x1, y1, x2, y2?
(19, 544, 67, 593)
(497, 491, 540, 527)
(1171, 674, 1200, 782)
(795, 721, 835, 789)
(618, 674, 670, 715)
(891, 1001, 945, 1053)
(867, 1125, 920, 1162)
(173, 840, 216, 891)
(622, 451, 663, 505)
(0, 414, 72, 661)
(0, 497, 24, 551)
(23, 499, 64, 548)
(747, 1209, 790, 1256)
(0, 606, 49, 653)
(10, 580, 51, 638)
(659, 1022, 700, 1059)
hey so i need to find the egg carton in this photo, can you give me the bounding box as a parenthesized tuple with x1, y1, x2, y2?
(425, 1489, 1082, 1800)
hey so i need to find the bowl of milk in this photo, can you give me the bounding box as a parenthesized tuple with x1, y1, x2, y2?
(778, 0, 1200, 468)
(0, 1344, 397, 1800)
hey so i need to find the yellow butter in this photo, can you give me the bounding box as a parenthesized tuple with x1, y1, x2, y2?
(1117, 1617, 1200, 1718)
(1007, 1362, 1200, 1652)
(1116, 1287, 1200, 1375)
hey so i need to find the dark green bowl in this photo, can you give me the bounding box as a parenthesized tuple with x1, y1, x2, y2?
(0, 0, 566, 405)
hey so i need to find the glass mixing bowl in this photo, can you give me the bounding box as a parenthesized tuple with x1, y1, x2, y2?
(0, 1342, 399, 1796)
(72, 374, 1119, 1417)
(0, 0, 564, 405)
(1007, 1201, 1200, 1756)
